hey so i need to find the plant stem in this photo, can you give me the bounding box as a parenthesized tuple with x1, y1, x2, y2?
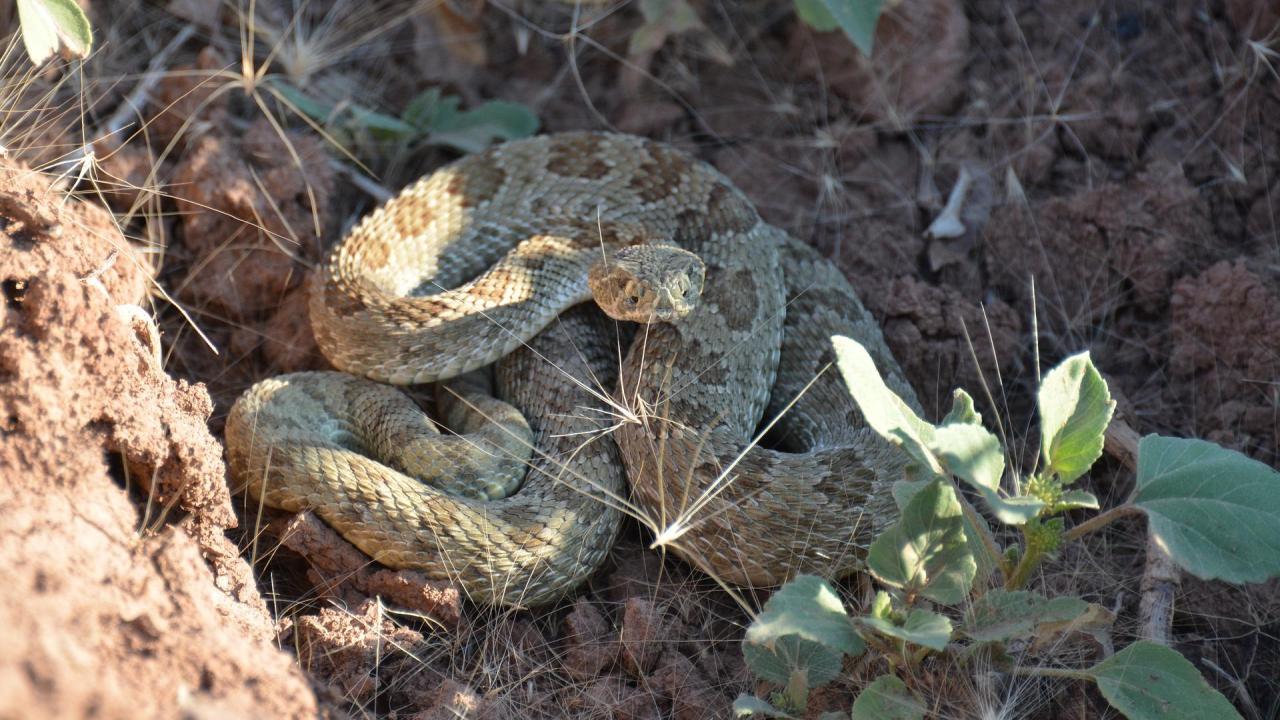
(910, 645, 933, 667)
(1062, 504, 1142, 544)
(862, 630, 896, 660)
(1004, 528, 1043, 590)
(959, 494, 1008, 580)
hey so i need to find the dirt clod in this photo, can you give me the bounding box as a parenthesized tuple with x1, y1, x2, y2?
(170, 118, 333, 319)
(569, 675, 661, 720)
(409, 679, 512, 720)
(293, 599, 428, 700)
(563, 597, 619, 680)
(984, 161, 1213, 330)
(620, 597, 666, 676)
(1168, 259, 1280, 462)
(875, 275, 1023, 419)
(0, 159, 316, 719)
(271, 511, 463, 626)
(653, 650, 728, 720)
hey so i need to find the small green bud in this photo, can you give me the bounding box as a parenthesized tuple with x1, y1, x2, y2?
(1025, 517, 1064, 557)
(1004, 544, 1021, 566)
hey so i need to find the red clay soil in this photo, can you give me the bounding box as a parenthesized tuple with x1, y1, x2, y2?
(0, 160, 318, 719)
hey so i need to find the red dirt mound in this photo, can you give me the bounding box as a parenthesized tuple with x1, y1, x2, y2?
(0, 160, 318, 719)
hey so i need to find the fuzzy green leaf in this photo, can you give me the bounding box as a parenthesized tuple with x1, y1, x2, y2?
(867, 479, 975, 605)
(859, 608, 952, 651)
(941, 388, 981, 426)
(869, 590, 893, 619)
(743, 575, 864, 687)
(894, 482, 996, 587)
(1055, 489, 1100, 512)
(1133, 435, 1280, 584)
(930, 423, 1043, 524)
(1039, 352, 1115, 483)
(964, 590, 1089, 642)
(18, 0, 92, 65)
(1089, 641, 1242, 720)
(833, 336, 944, 479)
(851, 675, 926, 720)
(890, 479, 928, 512)
(930, 423, 1003, 490)
(960, 499, 998, 589)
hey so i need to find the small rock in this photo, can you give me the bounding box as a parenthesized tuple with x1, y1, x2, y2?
(619, 597, 666, 677)
(562, 598, 617, 680)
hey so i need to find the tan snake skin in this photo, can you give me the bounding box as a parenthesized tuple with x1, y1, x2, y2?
(226, 132, 918, 606)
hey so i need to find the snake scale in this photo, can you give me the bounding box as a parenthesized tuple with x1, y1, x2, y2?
(226, 132, 918, 607)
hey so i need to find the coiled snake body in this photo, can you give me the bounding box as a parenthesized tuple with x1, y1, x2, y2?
(226, 132, 917, 606)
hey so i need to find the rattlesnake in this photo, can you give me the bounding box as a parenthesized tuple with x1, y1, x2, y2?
(226, 132, 917, 607)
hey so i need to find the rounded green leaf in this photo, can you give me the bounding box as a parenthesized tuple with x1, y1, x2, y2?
(858, 608, 952, 651)
(895, 481, 1000, 588)
(851, 675, 926, 720)
(1089, 641, 1242, 719)
(743, 636, 842, 689)
(930, 423, 1004, 491)
(743, 575, 864, 687)
(964, 590, 1088, 642)
(867, 479, 975, 605)
(1133, 435, 1280, 584)
(941, 388, 981, 426)
(429, 100, 540, 153)
(1038, 352, 1115, 483)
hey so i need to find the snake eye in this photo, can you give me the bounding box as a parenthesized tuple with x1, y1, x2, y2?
(626, 295, 640, 306)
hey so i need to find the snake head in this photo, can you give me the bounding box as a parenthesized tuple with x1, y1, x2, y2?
(588, 245, 706, 323)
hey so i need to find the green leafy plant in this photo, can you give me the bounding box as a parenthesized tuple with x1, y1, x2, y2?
(270, 82, 539, 154)
(794, 0, 885, 55)
(734, 340, 1280, 718)
(16, 0, 92, 65)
